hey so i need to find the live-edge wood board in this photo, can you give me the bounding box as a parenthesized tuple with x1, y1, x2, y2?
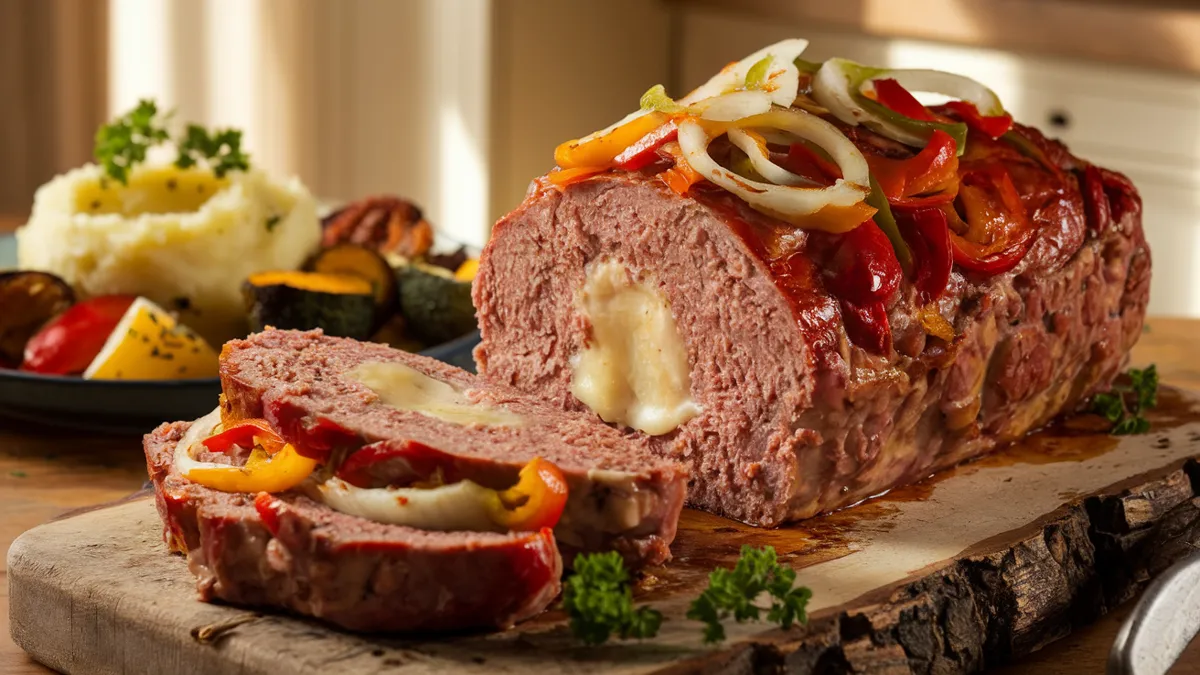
(9, 387, 1200, 674)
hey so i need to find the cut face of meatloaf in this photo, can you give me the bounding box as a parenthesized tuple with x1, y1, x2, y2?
(218, 329, 687, 566)
(144, 421, 562, 632)
(472, 123, 1150, 527)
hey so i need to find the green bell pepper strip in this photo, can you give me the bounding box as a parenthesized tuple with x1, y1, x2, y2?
(836, 61, 970, 156)
(866, 174, 913, 274)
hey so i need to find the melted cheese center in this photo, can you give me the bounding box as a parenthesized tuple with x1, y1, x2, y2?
(570, 260, 699, 436)
(347, 361, 523, 427)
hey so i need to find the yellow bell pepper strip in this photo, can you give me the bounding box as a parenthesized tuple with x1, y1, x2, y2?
(485, 457, 569, 532)
(554, 111, 670, 170)
(184, 418, 317, 493)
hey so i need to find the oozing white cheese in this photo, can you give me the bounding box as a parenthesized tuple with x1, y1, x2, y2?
(346, 361, 523, 427)
(570, 260, 699, 435)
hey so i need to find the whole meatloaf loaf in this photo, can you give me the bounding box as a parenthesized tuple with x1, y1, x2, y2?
(218, 329, 687, 566)
(473, 40, 1151, 526)
(145, 418, 561, 632)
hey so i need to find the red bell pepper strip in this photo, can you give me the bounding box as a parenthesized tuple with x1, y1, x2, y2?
(254, 492, 284, 536)
(943, 100, 1013, 139)
(945, 165, 1038, 275)
(485, 457, 569, 532)
(781, 142, 842, 184)
(1081, 164, 1112, 235)
(840, 298, 892, 355)
(614, 121, 678, 171)
(866, 130, 960, 209)
(824, 220, 902, 307)
(201, 418, 286, 455)
(897, 208, 953, 303)
(872, 78, 936, 122)
(21, 295, 136, 375)
(334, 439, 464, 489)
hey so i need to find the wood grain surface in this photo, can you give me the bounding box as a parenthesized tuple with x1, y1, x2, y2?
(2, 209, 1198, 672)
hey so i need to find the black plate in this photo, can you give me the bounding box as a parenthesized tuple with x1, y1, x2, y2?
(0, 331, 481, 435)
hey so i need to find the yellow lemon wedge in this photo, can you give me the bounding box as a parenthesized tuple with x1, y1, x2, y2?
(83, 297, 219, 380)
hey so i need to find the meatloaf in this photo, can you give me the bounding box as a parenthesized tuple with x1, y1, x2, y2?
(218, 329, 688, 566)
(145, 420, 562, 632)
(474, 116, 1150, 524)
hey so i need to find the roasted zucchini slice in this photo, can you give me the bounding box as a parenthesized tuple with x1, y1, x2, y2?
(243, 271, 375, 339)
(396, 262, 477, 345)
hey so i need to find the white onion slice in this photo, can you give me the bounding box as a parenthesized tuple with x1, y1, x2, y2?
(173, 408, 228, 477)
(866, 69, 1005, 117)
(678, 109, 871, 224)
(679, 38, 809, 108)
(813, 57, 1005, 150)
(692, 90, 772, 122)
(315, 477, 499, 532)
(812, 58, 880, 129)
(727, 128, 812, 187)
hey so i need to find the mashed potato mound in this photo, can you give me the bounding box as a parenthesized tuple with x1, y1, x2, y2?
(17, 162, 320, 345)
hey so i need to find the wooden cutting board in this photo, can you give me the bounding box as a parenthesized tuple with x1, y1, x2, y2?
(9, 387, 1200, 675)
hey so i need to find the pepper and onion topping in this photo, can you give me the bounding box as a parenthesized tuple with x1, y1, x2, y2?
(175, 410, 317, 494)
(178, 411, 569, 534)
(544, 38, 1057, 355)
(316, 454, 568, 533)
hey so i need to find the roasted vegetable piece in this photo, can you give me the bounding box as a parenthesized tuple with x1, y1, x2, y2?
(396, 262, 477, 345)
(308, 244, 399, 325)
(243, 271, 375, 339)
(0, 271, 75, 368)
(82, 296, 219, 380)
(321, 195, 434, 258)
(24, 294, 132, 376)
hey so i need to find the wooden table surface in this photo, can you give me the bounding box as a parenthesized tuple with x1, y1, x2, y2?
(2, 212, 1198, 674)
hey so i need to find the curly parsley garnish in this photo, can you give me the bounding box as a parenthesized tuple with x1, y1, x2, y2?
(94, 99, 171, 185)
(93, 99, 251, 184)
(175, 124, 250, 178)
(1091, 364, 1158, 435)
(562, 551, 662, 645)
(686, 545, 812, 644)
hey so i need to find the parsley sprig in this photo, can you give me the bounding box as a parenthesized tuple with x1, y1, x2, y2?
(1091, 364, 1158, 435)
(93, 99, 251, 184)
(562, 551, 662, 645)
(94, 100, 171, 185)
(686, 545, 812, 644)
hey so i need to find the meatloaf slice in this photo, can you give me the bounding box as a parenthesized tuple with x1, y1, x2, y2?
(144, 421, 561, 632)
(218, 329, 687, 566)
(473, 126, 1150, 527)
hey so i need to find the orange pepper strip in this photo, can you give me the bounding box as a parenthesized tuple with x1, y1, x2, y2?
(485, 457, 569, 532)
(545, 166, 608, 188)
(657, 141, 704, 196)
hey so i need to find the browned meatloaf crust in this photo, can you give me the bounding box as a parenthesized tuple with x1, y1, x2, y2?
(218, 329, 687, 566)
(472, 125, 1151, 527)
(144, 421, 562, 632)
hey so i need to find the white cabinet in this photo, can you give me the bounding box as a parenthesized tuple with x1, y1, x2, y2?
(679, 8, 1200, 317)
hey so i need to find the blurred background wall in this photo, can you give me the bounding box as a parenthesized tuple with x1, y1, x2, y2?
(1, 0, 1199, 315)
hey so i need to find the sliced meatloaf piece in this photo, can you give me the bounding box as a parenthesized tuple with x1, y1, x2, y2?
(218, 329, 687, 566)
(472, 123, 1150, 527)
(144, 421, 561, 632)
